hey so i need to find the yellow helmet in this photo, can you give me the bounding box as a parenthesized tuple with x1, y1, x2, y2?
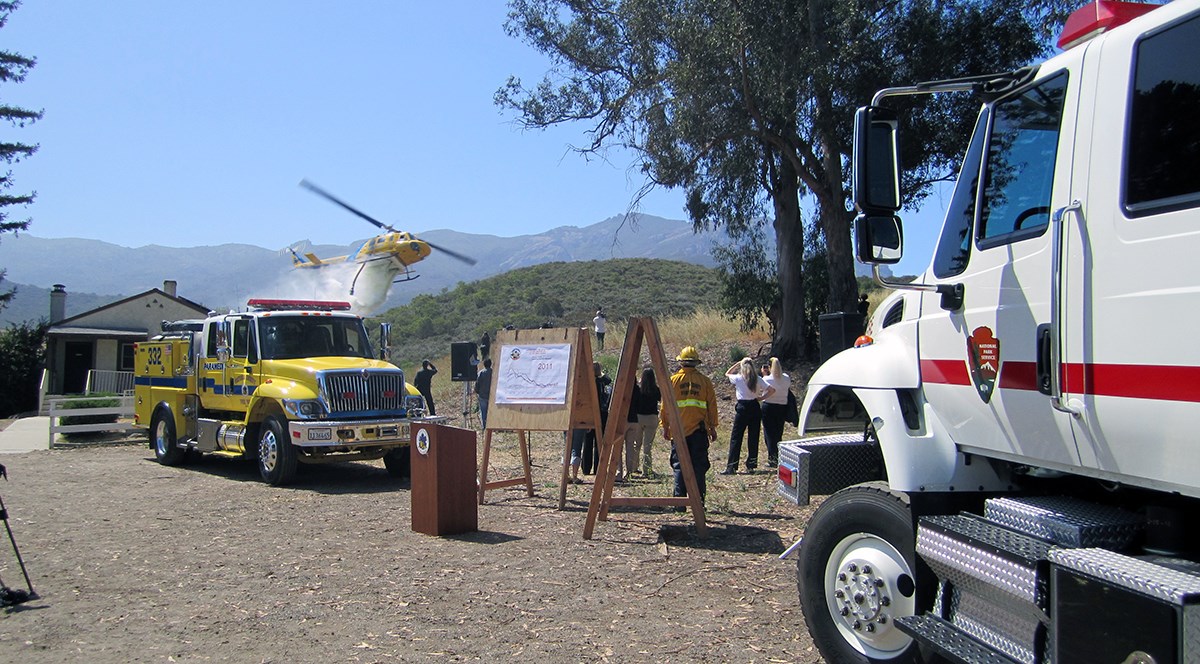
(676, 346, 701, 363)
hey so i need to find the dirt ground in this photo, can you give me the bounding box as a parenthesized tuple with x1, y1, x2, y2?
(0, 422, 826, 663)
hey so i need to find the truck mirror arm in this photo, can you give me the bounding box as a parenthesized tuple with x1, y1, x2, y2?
(870, 265, 965, 312)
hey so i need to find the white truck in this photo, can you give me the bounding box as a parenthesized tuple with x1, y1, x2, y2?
(778, 1, 1200, 663)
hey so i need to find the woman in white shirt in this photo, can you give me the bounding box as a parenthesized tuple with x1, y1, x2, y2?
(721, 357, 774, 474)
(759, 357, 791, 468)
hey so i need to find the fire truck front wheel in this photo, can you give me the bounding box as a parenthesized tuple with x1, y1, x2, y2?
(257, 416, 298, 486)
(797, 482, 932, 664)
(383, 446, 411, 479)
(151, 410, 187, 466)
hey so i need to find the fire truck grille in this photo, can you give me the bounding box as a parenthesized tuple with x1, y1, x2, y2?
(322, 371, 406, 414)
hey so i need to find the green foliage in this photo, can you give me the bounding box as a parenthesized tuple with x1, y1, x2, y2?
(0, 318, 45, 416)
(57, 394, 120, 428)
(499, 0, 1077, 360)
(727, 345, 747, 364)
(713, 227, 780, 337)
(376, 258, 721, 366)
(0, 1, 42, 311)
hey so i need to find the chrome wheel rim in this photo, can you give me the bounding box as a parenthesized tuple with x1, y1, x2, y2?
(154, 419, 169, 456)
(259, 428, 279, 472)
(823, 532, 918, 659)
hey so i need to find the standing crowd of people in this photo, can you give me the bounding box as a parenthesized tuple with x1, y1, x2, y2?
(417, 305, 801, 508)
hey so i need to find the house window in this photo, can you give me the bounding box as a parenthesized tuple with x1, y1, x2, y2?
(120, 342, 136, 371)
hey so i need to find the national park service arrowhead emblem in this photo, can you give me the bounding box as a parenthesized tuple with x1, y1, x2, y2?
(967, 326, 1000, 403)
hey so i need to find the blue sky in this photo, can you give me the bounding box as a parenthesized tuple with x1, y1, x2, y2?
(2, 1, 939, 275)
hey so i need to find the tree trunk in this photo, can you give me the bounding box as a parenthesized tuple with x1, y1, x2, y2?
(817, 190, 858, 314)
(772, 160, 807, 361)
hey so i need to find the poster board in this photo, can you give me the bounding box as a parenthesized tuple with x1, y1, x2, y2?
(477, 326, 604, 508)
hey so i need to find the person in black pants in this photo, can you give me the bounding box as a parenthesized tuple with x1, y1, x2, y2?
(413, 359, 438, 416)
(758, 357, 792, 468)
(661, 346, 718, 505)
(581, 362, 611, 474)
(721, 357, 774, 474)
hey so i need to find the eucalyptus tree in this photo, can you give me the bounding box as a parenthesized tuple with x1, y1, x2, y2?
(499, 0, 1072, 359)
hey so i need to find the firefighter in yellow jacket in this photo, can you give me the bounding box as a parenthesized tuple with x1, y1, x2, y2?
(660, 346, 719, 504)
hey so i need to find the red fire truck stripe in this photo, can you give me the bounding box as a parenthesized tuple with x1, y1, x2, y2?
(920, 359, 970, 385)
(921, 360, 1200, 402)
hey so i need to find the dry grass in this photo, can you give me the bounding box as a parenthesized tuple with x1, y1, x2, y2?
(607, 308, 770, 355)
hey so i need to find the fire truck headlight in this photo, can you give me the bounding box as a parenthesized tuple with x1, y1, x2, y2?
(283, 399, 326, 419)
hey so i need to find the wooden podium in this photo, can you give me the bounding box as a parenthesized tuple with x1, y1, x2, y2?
(410, 422, 478, 536)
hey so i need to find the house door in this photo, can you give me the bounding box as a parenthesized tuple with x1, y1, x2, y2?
(63, 341, 93, 394)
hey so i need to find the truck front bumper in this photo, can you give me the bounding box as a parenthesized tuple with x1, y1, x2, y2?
(288, 416, 449, 449)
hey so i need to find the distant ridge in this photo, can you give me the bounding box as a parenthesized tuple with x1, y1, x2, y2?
(0, 212, 887, 325)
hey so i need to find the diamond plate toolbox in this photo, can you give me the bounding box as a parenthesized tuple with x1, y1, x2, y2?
(777, 434, 884, 504)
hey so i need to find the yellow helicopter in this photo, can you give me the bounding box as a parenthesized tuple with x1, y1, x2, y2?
(289, 180, 477, 313)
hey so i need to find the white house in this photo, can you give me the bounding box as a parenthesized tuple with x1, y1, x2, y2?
(44, 280, 209, 395)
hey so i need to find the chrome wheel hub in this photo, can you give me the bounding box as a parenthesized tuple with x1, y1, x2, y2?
(259, 430, 278, 471)
(824, 533, 918, 658)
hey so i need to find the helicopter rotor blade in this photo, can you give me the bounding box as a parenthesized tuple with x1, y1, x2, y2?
(421, 238, 478, 266)
(299, 179, 397, 233)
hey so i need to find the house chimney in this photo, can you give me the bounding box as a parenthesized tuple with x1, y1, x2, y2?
(50, 284, 66, 323)
(163, 280, 177, 297)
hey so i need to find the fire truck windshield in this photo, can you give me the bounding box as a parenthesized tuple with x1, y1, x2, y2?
(258, 316, 374, 360)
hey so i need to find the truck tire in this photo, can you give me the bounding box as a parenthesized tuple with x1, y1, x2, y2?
(257, 416, 297, 486)
(151, 410, 187, 466)
(383, 446, 411, 479)
(797, 482, 931, 664)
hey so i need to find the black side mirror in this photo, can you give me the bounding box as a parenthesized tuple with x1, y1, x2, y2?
(854, 214, 904, 265)
(852, 106, 901, 213)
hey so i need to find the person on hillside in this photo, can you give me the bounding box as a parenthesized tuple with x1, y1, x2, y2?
(474, 358, 493, 429)
(479, 331, 491, 362)
(758, 357, 792, 468)
(661, 346, 718, 505)
(581, 361, 612, 474)
(634, 366, 661, 477)
(414, 359, 438, 416)
(721, 357, 774, 474)
(593, 308, 607, 350)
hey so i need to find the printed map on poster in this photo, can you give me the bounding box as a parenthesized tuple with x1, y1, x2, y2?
(495, 343, 571, 404)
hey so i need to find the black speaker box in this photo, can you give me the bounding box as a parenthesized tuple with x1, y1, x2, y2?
(819, 311, 866, 364)
(450, 342, 478, 382)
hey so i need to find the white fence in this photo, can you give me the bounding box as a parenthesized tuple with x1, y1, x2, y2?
(47, 395, 137, 446)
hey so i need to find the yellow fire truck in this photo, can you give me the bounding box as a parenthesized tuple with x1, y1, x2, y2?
(133, 298, 440, 485)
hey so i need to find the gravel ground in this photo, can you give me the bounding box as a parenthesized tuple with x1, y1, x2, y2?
(0, 432, 824, 663)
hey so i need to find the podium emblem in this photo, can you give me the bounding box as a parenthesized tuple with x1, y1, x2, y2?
(415, 428, 431, 456)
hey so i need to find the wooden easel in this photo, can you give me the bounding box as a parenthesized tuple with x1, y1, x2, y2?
(584, 317, 707, 538)
(477, 326, 604, 509)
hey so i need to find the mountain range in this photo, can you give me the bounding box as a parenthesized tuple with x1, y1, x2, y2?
(0, 213, 883, 326)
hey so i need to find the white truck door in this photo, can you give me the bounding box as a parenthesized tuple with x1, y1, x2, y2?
(916, 63, 1084, 470)
(1064, 6, 1200, 493)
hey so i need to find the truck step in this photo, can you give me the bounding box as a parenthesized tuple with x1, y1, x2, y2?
(984, 495, 1142, 549)
(919, 514, 1053, 608)
(919, 515, 1051, 664)
(895, 614, 1022, 664)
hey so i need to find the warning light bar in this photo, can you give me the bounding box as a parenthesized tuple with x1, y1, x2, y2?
(246, 298, 353, 312)
(1057, 0, 1159, 50)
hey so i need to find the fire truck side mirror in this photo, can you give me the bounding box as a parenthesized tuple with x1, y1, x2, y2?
(852, 105, 901, 213)
(854, 213, 904, 265)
